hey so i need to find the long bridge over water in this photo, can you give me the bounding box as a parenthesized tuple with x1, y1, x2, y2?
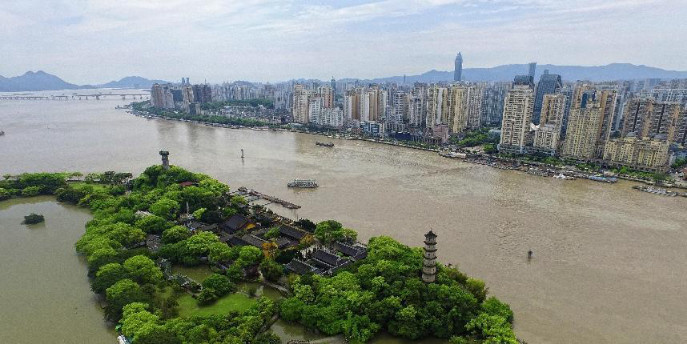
(0, 93, 149, 101)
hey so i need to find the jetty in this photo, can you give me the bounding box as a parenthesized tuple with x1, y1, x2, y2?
(235, 187, 301, 209)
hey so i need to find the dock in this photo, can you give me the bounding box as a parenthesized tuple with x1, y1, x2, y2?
(235, 187, 301, 209)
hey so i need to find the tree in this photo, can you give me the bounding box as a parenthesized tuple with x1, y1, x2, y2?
(259, 259, 284, 282)
(123, 255, 163, 285)
(92, 263, 127, 294)
(202, 273, 236, 296)
(162, 226, 191, 244)
(314, 220, 357, 245)
(465, 313, 517, 344)
(294, 218, 316, 232)
(237, 246, 263, 267)
(105, 279, 149, 321)
(264, 226, 280, 239)
(185, 231, 220, 257)
(149, 198, 180, 220)
(22, 213, 45, 224)
(121, 302, 159, 339)
(208, 242, 237, 264)
(197, 287, 220, 305)
(136, 215, 171, 234)
(465, 278, 488, 303)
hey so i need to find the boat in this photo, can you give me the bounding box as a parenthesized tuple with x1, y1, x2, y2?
(287, 179, 318, 188)
(588, 175, 617, 183)
(632, 185, 681, 197)
(0, 130, 4, 136)
(315, 141, 334, 147)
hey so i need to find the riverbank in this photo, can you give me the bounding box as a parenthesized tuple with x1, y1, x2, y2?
(126, 107, 686, 195)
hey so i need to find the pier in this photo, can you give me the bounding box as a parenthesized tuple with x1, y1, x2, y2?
(235, 187, 301, 209)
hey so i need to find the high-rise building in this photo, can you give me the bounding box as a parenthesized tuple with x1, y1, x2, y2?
(150, 83, 174, 109)
(561, 87, 617, 160)
(317, 86, 334, 108)
(426, 85, 448, 130)
(192, 84, 212, 103)
(308, 97, 322, 124)
(482, 82, 510, 126)
(528, 62, 537, 78)
(533, 94, 567, 155)
(466, 85, 485, 130)
(621, 98, 682, 143)
(292, 84, 310, 124)
(454, 53, 463, 82)
(408, 85, 426, 127)
(533, 71, 562, 124)
(499, 76, 535, 154)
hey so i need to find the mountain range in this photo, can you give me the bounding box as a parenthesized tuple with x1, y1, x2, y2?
(2, 63, 687, 92)
(358, 63, 687, 84)
(0, 71, 167, 92)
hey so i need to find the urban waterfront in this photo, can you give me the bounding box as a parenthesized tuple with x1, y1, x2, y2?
(1, 98, 686, 343)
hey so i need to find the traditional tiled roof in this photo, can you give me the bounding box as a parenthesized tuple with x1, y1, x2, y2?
(285, 259, 317, 275)
(279, 225, 307, 240)
(312, 249, 347, 267)
(334, 241, 368, 260)
(241, 234, 266, 248)
(227, 236, 249, 247)
(220, 215, 249, 233)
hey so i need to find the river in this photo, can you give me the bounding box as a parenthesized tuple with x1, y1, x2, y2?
(0, 93, 686, 343)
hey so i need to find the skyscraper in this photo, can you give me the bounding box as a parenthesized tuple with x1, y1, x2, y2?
(528, 62, 537, 78)
(454, 53, 463, 82)
(533, 70, 562, 124)
(499, 76, 535, 154)
(561, 87, 617, 160)
(292, 84, 310, 124)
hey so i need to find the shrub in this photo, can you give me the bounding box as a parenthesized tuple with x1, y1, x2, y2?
(23, 213, 45, 224)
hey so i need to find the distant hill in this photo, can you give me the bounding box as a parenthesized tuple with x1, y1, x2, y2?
(350, 63, 687, 84)
(0, 71, 169, 92)
(97, 76, 169, 89)
(0, 71, 81, 92)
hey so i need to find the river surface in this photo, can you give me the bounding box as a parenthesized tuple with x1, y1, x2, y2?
(1, 94, 686, 343)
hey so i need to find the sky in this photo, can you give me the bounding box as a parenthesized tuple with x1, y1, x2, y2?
(1, 0, 686, 84)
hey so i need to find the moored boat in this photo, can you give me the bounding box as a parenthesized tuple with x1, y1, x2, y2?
(287, 179, 318, 188)
(315, 141, 334, 147)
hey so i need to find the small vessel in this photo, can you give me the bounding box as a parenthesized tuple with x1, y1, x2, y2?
(0, 130, 4, 136)
(287, 179, 318, 188)
(315, 141, 334, 147)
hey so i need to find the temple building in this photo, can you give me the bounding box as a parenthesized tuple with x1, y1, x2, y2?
(422, 230, 438, 283)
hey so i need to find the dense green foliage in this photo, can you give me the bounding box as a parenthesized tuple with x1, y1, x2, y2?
(314, 220, 357, 244)
(2, 166, 516, 343)
(672, 157, 687, 169)
(279, 236, 515, 343)
(450, 128, 499, 147)
(23, 213, 45, 224)
(132, 101, 271, 127)
(200, 99, 274, 111)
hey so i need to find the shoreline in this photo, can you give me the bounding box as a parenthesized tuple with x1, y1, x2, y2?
(125, 108, 687, 198)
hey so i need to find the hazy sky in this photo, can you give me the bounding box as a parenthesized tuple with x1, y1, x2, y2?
(2, 0, 686, 84)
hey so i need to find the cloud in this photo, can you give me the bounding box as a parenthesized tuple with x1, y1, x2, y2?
(0, 0, 685, 83)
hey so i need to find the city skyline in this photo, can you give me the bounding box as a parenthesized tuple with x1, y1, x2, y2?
(2, 0, 687, 84)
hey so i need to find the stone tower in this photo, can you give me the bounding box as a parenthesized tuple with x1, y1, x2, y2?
(159, 150, 170, 170)
(422, 230, 438, 283)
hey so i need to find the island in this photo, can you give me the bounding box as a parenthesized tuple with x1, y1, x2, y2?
(0, 163, 516, 344)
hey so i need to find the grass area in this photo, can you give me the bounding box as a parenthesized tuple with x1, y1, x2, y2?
(178, 292, 257, 318)
(172, 265, 214, 282)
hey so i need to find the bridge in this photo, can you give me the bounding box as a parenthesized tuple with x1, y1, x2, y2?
(0, 93, 150, 101)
